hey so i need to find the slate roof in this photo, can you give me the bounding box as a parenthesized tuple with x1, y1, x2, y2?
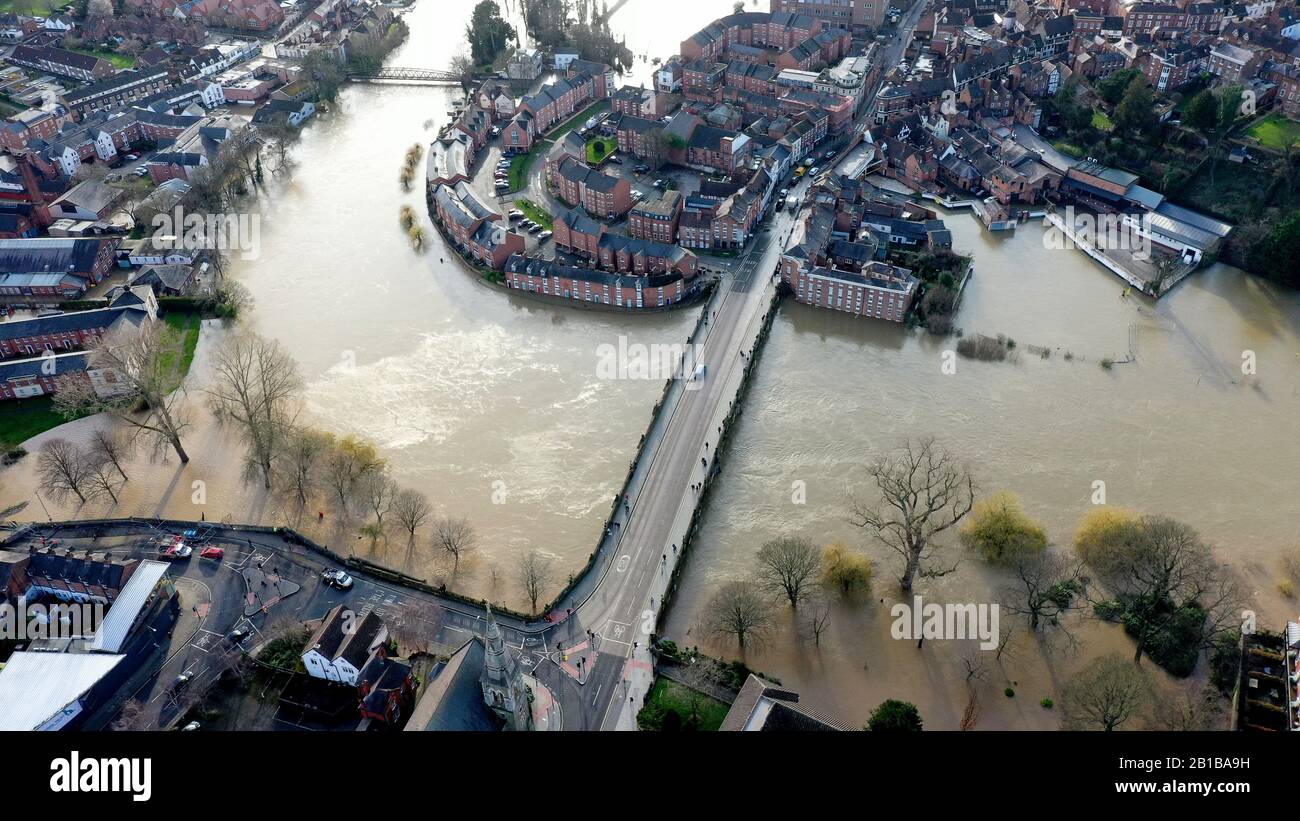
(0, 237, 114, 277)
(304, 604, 385, 670)
(404, 638, 503, 732)
(719, 674, 851, 731)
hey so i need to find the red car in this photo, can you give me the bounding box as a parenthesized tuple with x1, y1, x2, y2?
(199, 546, 225, 560)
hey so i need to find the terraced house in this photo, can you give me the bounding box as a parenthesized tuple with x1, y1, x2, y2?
(430, 177, 524, 269)
(0, 237, 120, 302)
(502, 255, 688, 310)
(503, 71, 598, 153)
(62, 68, 174, 119)
(549, 156, 633, 219)
(0, 287, 156, 401)
(6, 45, 113, 82)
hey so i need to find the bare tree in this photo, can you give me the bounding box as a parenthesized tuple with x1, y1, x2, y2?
(1148, 683, 1227, 731)
(803, 591, 832, 645)
(702, 580, 773, 649)
(207, 331, 302, 489)
(359, 470, 397, 526)
(54, 322, 192, 463)
(1061, 653, 1151, 731)
(433, 515, 477, 569)
(284, 427, 332, 508)
(516, 549, 554, 613)
(85, 458, 124, 505)
(90, 428, 133, 482)
(36, 439, 92, 504)
(850, 438, 975, 591)
(756, 535, 820, 607)
(1003, 550, 1087, 649)
(392, 488, 432, 546)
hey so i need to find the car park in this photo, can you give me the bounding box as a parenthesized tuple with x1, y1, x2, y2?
(322, 568, 353, 590)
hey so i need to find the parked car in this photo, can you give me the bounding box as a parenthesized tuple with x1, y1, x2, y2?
(491, 126, 501, 136)
(634, 164, 650, 174)
(158, 536, 192, 560)
(778, 188, 788, 199)
(496, 181, 511, 190)
(824, 149, 836, 160)
(125, 153, 139, 161)
(528, 223, 543, 234)
(631, 190, 645, 201)
(133, 166, 149, 177)
(606, 155, 622, 164)
(180, 721, 201, 731)
(809, 166, 820, 176)
(508, 210, 524, 220)
(199, 546, 225, 560)
(229, 625, 252, 644)
(322, 568, 353, 590)
(538, 230, 553, 242)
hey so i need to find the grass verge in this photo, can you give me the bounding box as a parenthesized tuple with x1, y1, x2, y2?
(0, 396, 77, 452)
(636, 676, 730, 731)
(516, 198, 552, 229)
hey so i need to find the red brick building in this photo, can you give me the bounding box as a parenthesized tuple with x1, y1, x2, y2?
(628, 192, 683, 243)
(504, 255, 688, 309)
(549, 156, 633, 219)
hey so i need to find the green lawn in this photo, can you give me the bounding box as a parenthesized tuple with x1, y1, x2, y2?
(542, 100, 610, 144)
(507, 150, 536, 192)
(0, 0, 69, 14)
(72, 48, 135, 69)
(516, 198, 552, 229)
(1179, 158, 1284, 222)
(160, 311, 201, 393)
(1051, 140, 1086, 159)
(637, 676, 730, 731)
(1244, 113, 1300, 152)
(586, 135, 616, 165)
(1091, 110, 1114, 131)
(0, 396, 77, 452)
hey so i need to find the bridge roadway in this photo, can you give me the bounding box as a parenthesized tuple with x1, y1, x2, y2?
(491, 175, 812, 729)
(522, 0, 930, 729)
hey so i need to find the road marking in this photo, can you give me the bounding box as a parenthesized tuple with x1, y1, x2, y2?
(615, 554, 630, 573)
(602, 620, 632, 646)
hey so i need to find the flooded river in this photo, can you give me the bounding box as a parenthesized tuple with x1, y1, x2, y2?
(2, 0, 1297, 728)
